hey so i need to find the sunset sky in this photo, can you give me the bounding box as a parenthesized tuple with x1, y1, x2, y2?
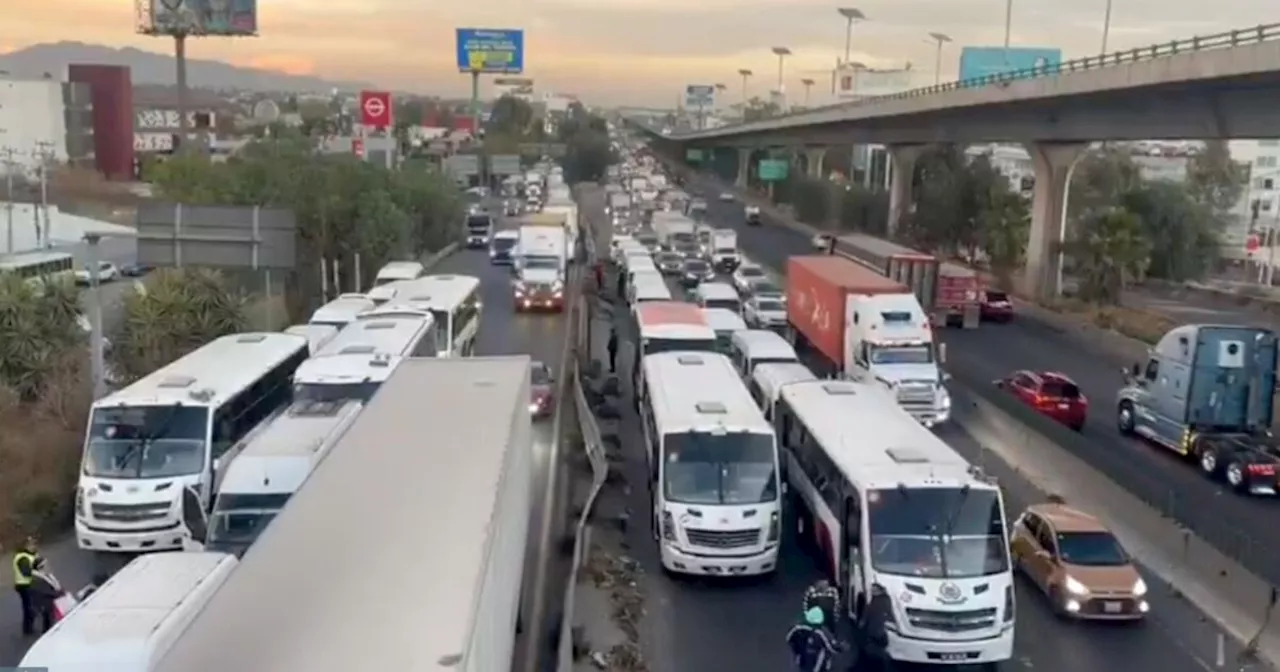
(0, 0, 1263, 106)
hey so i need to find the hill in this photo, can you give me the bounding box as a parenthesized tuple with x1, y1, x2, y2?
(0, 41, 369, 92)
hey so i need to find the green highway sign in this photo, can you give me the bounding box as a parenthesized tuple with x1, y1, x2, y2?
(685, 148, 704, 162)
(758, 159, 789, 181)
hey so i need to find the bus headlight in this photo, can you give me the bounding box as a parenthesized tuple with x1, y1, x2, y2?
(661, 511, 677, 542)
(1003, 585, 1015, 622)
(767, 511, 779, 542)
(75, 487, 86, 518)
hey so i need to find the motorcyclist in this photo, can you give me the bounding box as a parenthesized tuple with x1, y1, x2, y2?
(802, 578, 841, 629)
(787, 606, 840, 672)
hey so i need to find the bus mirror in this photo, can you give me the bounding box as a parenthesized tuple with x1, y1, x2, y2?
(180, 487, 208, 545)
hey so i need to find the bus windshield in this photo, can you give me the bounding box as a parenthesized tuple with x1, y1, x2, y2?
(294, 381, 382, 404)
(867, 486, 1009, 578)
(642, 337, 716, 356)
(523, 256, 561, 271)
(869, 344, 934, 365)
(208, 492, 291, 556)
(84, 405, 209, 479)
(662, 431, 777, 505)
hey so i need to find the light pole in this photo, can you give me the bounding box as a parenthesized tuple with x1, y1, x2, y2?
(801, 78, 815, 106)
(1003, 0, 1013, 64)
(771, 46, 791, 101)
(837, 8, 865, 66)
(928, 32, 952, 85)
(737, 68, 753, 110)
(1100, 0, 1114, 53)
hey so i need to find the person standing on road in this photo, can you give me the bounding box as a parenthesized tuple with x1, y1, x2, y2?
(26, 557, 60, 633)
(607, 328, 619, 373)
(787, 606, 840, 672)
(12, 537, 40, 635)
(802, 578, 841, 629)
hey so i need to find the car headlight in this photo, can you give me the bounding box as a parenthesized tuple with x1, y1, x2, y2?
(938, 387, 952, 409)
(1064, 575, 1089, 595)
(1132, 577, 1147, 596)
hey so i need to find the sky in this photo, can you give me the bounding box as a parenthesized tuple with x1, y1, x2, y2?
(0, 0, 1267, 107)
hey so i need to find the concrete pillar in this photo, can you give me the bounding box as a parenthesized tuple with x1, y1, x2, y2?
(804, 147, 828, 179)
(1023, 142, 1089, 301)
(736, 147, 751, 188)
(886, 144, 927, 237)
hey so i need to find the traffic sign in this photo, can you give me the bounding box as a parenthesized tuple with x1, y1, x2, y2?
(359, 90, 392, 129)
(1248, 232, 1261, 256)
(685, 84, 715, 109)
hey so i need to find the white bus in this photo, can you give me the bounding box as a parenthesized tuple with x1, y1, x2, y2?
(635, 301, 717, 357)
(283, 324, 339, 354)
(747, 361, 817, 421)
(371, 260, 425, 287)
(774, 379, 1014, 667)
(292, 308, 438, 403)
(728, 329, 798, 379)
(639, 352, 781, 576)
(385, 274, 482, 356)
(308, 293, 376, 329)
(694, 281, 742, 313)
(76, 332, 310, 553)
(206, 399, 364, 556)
(0, 250, 75, 287)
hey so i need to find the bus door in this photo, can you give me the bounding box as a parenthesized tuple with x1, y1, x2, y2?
(842, 494, 864, 619)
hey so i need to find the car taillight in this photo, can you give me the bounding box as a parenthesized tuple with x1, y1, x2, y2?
(1247, 463, 1276, 476)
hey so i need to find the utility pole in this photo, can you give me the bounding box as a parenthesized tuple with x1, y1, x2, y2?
(35, 141, 53, 248)
(1, 147, 13, 254)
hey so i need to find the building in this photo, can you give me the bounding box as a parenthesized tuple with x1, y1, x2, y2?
(0, 75, 95, 177)
(68, 64, 134, 181)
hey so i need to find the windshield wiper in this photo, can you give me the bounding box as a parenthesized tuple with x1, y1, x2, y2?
(119, 404, 183, 477)
(938, 484, 973, 578)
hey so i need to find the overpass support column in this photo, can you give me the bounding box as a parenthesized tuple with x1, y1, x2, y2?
(735, 147, 751, 189)
(804, 147, 828, 179)
(887, 144, 927, 237)
(1024, 142, 1089, 301)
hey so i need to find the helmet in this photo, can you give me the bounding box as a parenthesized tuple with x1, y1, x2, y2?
(804, 607, 825, 626)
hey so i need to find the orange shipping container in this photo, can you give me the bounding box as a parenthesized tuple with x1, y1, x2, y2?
(786, 255, 910, 366)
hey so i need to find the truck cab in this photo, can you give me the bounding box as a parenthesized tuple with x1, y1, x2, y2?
(1118, 324, 1280, 494)
(844, 293, 951, 427)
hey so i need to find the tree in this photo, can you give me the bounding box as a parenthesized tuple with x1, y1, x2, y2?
(488, 95, 536, 138)
(1121, 181, 1218, 281)
(977, 187, 1031, 290)
(558, 103, 615, 183)
(1186, 139, 1247, 217)
(1062, 207, 1150, 303)
(109, 268, 248, 383)
(742, 97, 782, 122)
(0, 275, 82, 400)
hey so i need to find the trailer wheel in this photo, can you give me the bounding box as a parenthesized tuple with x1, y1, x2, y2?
(1198, 446, 1220, 476)
(1225, 461, 1246, 490)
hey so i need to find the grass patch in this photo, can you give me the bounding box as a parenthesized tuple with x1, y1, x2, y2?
(1044, 298, 1176, 345)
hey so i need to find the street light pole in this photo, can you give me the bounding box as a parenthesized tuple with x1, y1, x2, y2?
(1003, 0, 1014, 64)
(737, 68, 753, 111)
(801, 78, 815, 106)
(771, 46, 792, 102)
(837, 8, 866, 66)
(1100, 0, 1114, 53)
(928, 32, 952, 85)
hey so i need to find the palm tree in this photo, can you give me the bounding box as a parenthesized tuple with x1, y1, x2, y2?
(1061, 207, 1150, 304)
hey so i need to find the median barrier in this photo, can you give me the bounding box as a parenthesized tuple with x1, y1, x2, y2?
(420, 241, 459, 269)
(951, 371, 1280, 667)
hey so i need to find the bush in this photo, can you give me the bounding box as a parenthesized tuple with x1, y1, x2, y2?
(109, 268, 248, 384)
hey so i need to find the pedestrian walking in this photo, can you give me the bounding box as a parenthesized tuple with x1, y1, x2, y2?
(11, 536, 39, 635)
(607, 327, 619, 373)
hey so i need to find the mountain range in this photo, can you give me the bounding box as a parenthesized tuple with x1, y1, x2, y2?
(0, 41, 371, 92)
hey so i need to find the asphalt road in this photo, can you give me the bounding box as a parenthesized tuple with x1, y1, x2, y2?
(678, 175, 1280, 589)
(600, 178, 1252, 672)
(0, 228, 572, 667)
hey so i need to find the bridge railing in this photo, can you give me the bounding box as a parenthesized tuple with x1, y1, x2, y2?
(672, 22, 1280, 135)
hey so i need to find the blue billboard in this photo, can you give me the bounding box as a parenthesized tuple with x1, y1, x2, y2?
(958, 47, 1063, 82)
(456, 28, 525, 74)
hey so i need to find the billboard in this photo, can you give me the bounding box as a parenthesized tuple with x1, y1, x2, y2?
(958, 47, 1062, 82)
(143, 0, 257, 36)
(359, 90, 392, 129)
(456, 29, 525, 74)
(837, 67, 915, 98)
(685, 85, 715, 109)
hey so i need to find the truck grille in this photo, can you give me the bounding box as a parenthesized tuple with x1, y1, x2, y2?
(91, 501, 170, 523)
(528, 282, 556, 294)
(686, 528, 760, 549)
(905, 607, 998, 632)
(896, 382, 936, 409)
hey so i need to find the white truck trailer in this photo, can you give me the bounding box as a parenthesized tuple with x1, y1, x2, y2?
(157, 356, 535, 672)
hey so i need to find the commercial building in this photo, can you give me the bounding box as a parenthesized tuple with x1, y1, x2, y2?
(0, 75, 95, 176)
(67, 64, 134, 180)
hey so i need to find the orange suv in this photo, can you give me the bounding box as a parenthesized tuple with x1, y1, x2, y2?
(1010, 502, 1149, 620)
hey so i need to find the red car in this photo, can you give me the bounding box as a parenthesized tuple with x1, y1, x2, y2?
(996, 370, 1087, 431)
(529, 361, 556, 419)
(980, 289, 1014, 322)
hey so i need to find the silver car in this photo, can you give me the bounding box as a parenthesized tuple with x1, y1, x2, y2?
(744, 295, 788, 329)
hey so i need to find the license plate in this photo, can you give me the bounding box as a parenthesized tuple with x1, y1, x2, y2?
(1057, 403, 1070, 409)
(937, 653, 968, 662)
(1104, 601, 1122, 613)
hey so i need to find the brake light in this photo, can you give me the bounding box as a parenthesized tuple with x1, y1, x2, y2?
(1247, 463, 1276, 476)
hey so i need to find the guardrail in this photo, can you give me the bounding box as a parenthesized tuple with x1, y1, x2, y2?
(556, 187, 611, 671)
(653, 22, 1280, 138)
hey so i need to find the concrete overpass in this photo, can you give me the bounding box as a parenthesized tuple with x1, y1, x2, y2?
(637, 23, 1280, 300)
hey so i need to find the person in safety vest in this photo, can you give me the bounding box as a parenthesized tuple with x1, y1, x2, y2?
(11, 537, 40, 635)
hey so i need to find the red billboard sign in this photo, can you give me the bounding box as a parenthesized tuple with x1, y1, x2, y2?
(359, 90, 391, 129)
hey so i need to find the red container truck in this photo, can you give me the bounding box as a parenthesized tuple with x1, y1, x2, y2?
(837, 232, 980, 328)
(786, 255, 913, 373)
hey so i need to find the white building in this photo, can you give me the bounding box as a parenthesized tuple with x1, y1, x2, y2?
(0, 78, 69, 173)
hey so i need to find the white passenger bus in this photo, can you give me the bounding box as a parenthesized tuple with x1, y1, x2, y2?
(206, 399, 364, 556)
(728, 329, 798, 378)
(283, 323, 339, 354)
(747, 361, 817, 421)
(308, 293, 375, 329)
(0, 250, 75, 288)
(292, 307, 438, 402)
(774, 379, 1014, 667)
(386, 274, 482, 356)
(76, 332, 310, 553)
(639, 352, 781, 576)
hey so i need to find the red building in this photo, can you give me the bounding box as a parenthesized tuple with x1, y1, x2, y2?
(67, 64, 135, 181)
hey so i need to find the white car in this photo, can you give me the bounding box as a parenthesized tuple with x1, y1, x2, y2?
(743, 294, 788, 329)
(719, 191, 735, 202)
(732, 264, 769, 295)
(812, 233, 835, 250)
(75, 261, 118, 285)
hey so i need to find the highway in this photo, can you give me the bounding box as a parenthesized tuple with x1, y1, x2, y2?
(0, 222, 573, 667)
(678, 174, 1280, 589)
(594, 175, 1252, 671)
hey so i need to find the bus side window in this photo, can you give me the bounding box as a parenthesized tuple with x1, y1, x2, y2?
(845, 495, 861, 545)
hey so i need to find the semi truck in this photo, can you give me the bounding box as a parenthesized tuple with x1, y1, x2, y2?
(514, 213, 568, 311)
(839, 232, 981, 328)
(787, 255, 951, 426)
(1118, 324, 1280, 495)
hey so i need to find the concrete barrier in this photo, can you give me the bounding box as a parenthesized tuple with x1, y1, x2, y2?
(420, 241, 459, 269)
(951, 377, 1280, 667)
